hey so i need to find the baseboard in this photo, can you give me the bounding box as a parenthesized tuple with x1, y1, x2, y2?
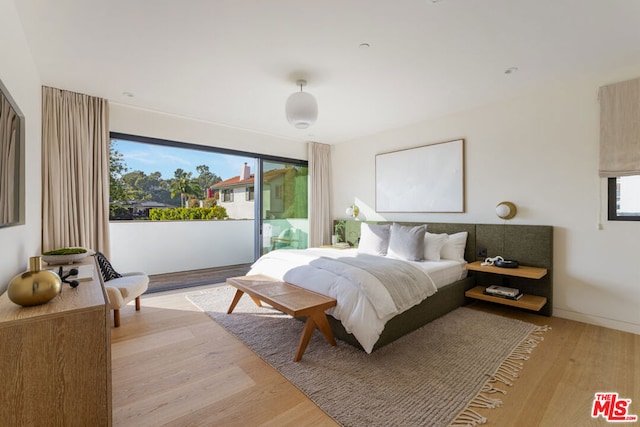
(554, 307, 640, 335)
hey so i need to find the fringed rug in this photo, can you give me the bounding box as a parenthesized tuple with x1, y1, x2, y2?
(188, 286, 547, 427)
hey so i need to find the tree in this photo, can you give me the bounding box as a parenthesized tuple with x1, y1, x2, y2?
(121, 170, 174, 205)
(195, 164, 222, 190)
(169, 169, 200, 207)
(109, 145, 128, 203)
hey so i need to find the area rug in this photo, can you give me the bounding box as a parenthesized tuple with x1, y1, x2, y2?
(187, 286, 547, 427)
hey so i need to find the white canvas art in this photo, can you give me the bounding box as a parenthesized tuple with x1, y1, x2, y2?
(376, 139, 464, 212)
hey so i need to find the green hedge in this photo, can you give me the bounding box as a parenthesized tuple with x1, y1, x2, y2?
(148, 206, 228, 221)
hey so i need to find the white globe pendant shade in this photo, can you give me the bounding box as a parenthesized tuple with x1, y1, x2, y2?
(285, 80, 318, 129)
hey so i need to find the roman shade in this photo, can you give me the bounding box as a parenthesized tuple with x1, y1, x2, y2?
(599, 77, 640, 177)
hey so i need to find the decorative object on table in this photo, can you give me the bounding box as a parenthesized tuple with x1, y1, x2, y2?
(481, 255, 519, 268)
(495, 259, 519, 268)
(57, 266, 80, 288)
(485, 285, 521, 297)
(496, 201, 517, 220)
(7, 256, 62, 306)
(345, 204, 360, 218)
(41, 247, 88, 265)
(285, 79, 318, 129)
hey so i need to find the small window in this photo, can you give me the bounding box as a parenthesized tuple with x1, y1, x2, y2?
(222, 189, 234, 202)
(608, 176, 640, 221)
(246, 186, 254, 201)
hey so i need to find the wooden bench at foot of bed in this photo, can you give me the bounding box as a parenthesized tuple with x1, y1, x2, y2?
(226, 275, 337, 362)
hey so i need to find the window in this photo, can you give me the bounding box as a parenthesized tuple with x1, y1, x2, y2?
(109, 133, 252, 220)
(274, 184, 283, 199)
(222, 189, 234, 202)
(608, 176, 640, 221)
(246, 186, 254, 201)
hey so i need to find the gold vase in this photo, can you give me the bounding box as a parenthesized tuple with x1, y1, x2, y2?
(8, 256, 62, 307)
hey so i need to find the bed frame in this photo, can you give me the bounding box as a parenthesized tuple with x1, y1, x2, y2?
(330, 221, 553, 351)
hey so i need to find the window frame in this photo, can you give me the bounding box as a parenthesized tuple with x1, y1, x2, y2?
(608, 177, 640, 221)
(222, 189, 234, 202)
(109, 132, 307, 218)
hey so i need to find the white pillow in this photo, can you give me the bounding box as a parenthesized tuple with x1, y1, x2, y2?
(440, 231, 468, 261)
(357, 223, 391, 256)
(424, 232, 447, 261)
(387, 223, 426, 261)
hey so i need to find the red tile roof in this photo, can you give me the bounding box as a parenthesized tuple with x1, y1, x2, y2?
(212, 174, 254, 188)
(212, 168, 289, 189)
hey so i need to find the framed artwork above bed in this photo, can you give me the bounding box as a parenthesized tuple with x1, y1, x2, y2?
(375, 139, 464, 213)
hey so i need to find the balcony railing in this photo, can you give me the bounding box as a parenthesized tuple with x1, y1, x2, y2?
(109, 218, 308, 276)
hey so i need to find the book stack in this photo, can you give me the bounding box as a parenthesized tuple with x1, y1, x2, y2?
(484, 285, 523, 300)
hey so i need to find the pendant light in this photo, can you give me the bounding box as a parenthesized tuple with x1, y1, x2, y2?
(285, 80, 318, 129)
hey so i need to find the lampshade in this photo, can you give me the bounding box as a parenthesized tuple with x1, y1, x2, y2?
(285, 80, 318, 129)
(346, 205, 360, 218)
(496, 201, 517, 220)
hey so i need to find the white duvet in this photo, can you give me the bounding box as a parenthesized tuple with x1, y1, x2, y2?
(247, 248, 467, 353)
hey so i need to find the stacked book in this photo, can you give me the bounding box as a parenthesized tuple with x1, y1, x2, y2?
(483, 285, 523, 300)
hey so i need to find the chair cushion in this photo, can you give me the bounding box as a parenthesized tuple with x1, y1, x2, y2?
(105, 274, 149, 308)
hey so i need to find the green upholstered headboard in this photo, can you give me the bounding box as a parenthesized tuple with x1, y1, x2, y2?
(333, 220, 554, 315)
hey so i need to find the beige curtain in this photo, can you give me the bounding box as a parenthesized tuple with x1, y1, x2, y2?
(42, 86, 111, 256)
(599, 77, 640, 177)
(0, 94, 18, 224)
(308, 141, 332, 247)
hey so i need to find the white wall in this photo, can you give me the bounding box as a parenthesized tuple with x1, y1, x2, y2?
(0, 0, 42, 293)
(110, 220, 254, 275)
(333, 72, 640, 335)
(220, 187, 255, 219)
(109, 104, 308, 275)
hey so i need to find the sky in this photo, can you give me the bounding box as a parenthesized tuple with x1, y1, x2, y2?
(111, 139, 255, 181)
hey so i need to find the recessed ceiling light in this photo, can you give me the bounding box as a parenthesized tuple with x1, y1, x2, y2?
(359, 42, 370, 49)
(122, 91, 134, 97)
(504, 67, 518, 75)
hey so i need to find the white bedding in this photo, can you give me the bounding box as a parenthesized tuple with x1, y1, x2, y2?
(247, 248, 467, 353)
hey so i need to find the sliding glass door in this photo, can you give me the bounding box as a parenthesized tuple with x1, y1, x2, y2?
(259, 160, 308, 256)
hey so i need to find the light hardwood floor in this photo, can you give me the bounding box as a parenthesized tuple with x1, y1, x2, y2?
(111, 286, 639, 426)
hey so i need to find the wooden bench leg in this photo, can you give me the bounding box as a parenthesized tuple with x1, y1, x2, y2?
(311, 311, 336, 346)
(135, 296, 141, 311)
(227, 290, 245, 314)
(294, 317, 317, 362)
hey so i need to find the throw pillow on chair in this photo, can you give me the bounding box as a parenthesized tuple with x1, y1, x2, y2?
(94, 252, 149, 327)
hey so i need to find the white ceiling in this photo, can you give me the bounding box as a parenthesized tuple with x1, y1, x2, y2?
(13, 0, 640, 144)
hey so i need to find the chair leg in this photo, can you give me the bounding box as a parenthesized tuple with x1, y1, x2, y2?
(135, 296, 141, 311)
(113, 309, 120, 328)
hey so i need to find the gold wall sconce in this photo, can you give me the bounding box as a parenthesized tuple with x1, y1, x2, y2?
(345, 204, 360, 218)
(496, 201, 517, 220)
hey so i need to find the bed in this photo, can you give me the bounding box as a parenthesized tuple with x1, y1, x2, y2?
(248, 221, 553, 352)
(248, 222, 478, 353)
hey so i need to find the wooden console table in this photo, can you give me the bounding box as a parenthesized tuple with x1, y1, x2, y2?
(227, 275, 337, 361)
(0, 257, 112, 426)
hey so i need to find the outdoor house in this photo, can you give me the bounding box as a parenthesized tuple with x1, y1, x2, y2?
(212, 163, 255, 220)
